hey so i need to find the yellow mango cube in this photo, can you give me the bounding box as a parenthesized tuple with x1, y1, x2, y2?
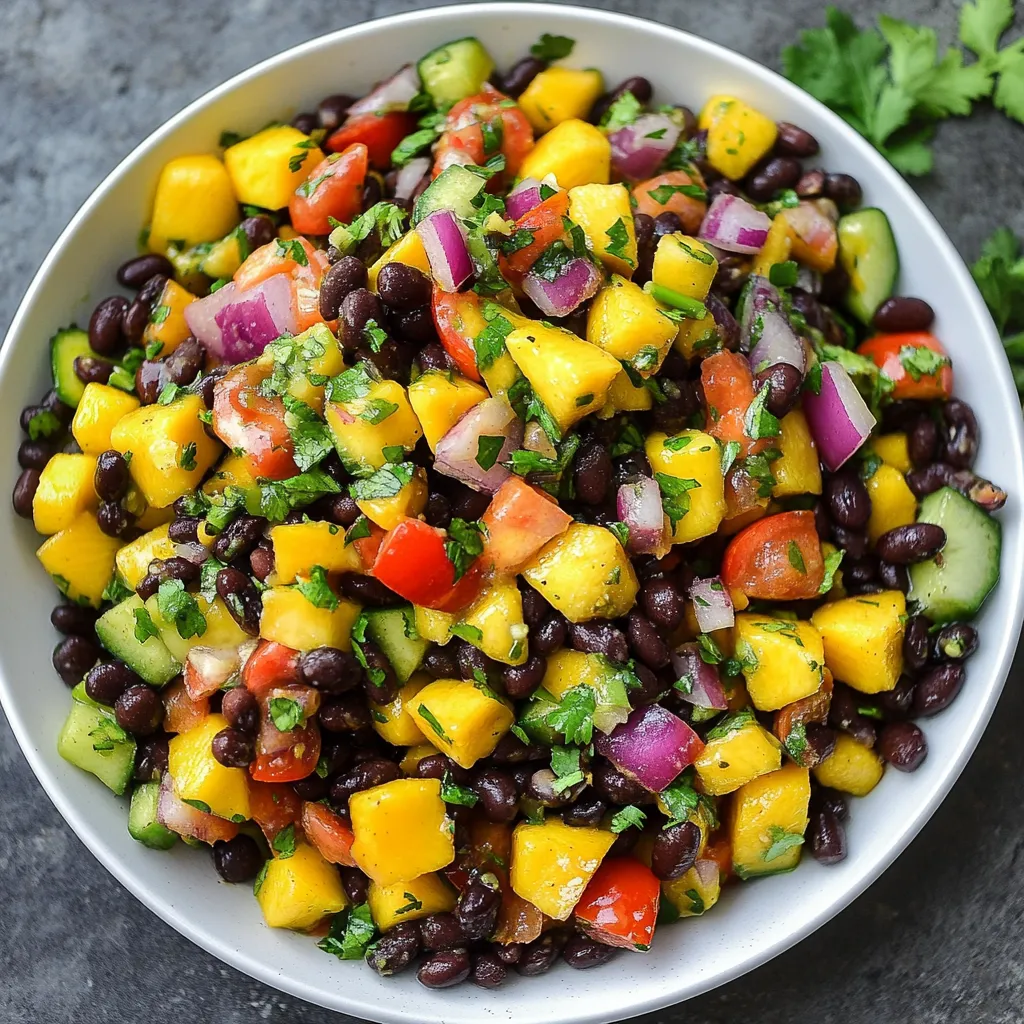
(259, 586, 361, 652)
(519, 67, 605, 134)
(414, 605, 456, 645)
(32, 453, 98, 535)
(145, 593, 249, 662)
(601, 370, 653, 415)
(141, 279, 197, 357)
(772, 410, 822, 497)
(645, 431, 725, 544)
(568, 183, 637, 277)
(694, 711, 782, 795)
(399, 743, 438, 775)
(752, 216, 795, 278)
(810, 590, 906, 693)
(368, 873, 455, 932)
(699, 95, 778, 180)
(505, 320, 621, 434)
(270, 520, 363, 584)
(356, 466, 428, 530)
(866, 463, 917, 543)
(167, 713, 250, 820)
(652, 234, 718, 301)
(325, 378, 422, 475)
(586, 276, 676, 376)
(522, 523, 638, 623)
(133, 503, 175, 532)
(71, 384, 141, 456)
(730, 763, 810, 879)
(203, 451, 258, 497)
(36, 512, 120, 607)
(673, 310, 721, 362)
(458, 575, 529, 666)
(256, 842, 347, 931)
(813, 732, 884, 796)
(511, 820, 615, 920)
(148, 154, 239, 253)
(224, 125, 324, 211)
(116, 523, 176, 590)
(368, 230, 432, 292)
(408, 371, 489, 451)
(869, 433, 912, 474)
(662, 862, 721, 917)
(734, 614, 825, 711)
(517, 119, 611, 190)
(413, 678, 514, 768)
(349, 779, 454, 885)
(371, 673, 430, 747)
(110, 395, 222, 508)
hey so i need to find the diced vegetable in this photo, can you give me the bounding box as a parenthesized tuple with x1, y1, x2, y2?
(434, 397, 522, 493)
(368, 873, 455, 932)
(480, 477, 573, 573)
(730, 763, 810, 879)
(698, 95, 778, 180)
(148, 154, 239, 253)
(568, 183, 638, 277)
(586, 275, 676, 374)
(699, 194, 771, 254)
(417, 38, 495, 106)
(645, 430, 726, 545)
(32, 453, 98, 535)
(224, 126, 324, 211)
(574, 858, 660, 951)
(408, 370, 489, 450)
(167, 713, 251, 821)
(57, 686, 136, 795)
(837, 208, 899, 325)
(694, 712, 782, 795)
(259, 587, 361, 651)
(518, 67, 604, 133)
(70, 383, 140, 456)
(36, 512, 120, 607)
(857, 331, 953, 401)
(722, 511, 825, 600)
(517, 119, 611, 190)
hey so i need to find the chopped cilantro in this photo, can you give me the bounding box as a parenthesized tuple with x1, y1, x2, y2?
(272, 823, 297, 859)
(787, 540, 807, 574)
(133, 607, 160, 644)
(475, 434, 506, 471)
(268, 696, 305, 732)
(297, 565, 339, 610)
(655, 473, 700, 528)
(440, 771, 479, 807)
(610, 805, 647, 833)
(763, 824, 805, 862)
(318, 903, 377, 961)
(605, 217, 636, 267)
(156, 579, 207, 640)
(445, 518, 486, 582)
(530, 33, 576, 61)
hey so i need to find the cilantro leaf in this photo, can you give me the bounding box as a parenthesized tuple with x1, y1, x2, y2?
(549, 745, 585, 794)
(819, 548, 845, 594)
(268, 696, 305, 732)
(546, 685, 597, 746)
(473, 303, 514, 371)
(254, 466, 341, 521)
(646, 183, 707, 204)
(898, 344, 951, 381)
(655, 473, 700, 529)
(604, 218, 635, 267)
(156, 579, 207, 640)
(26, 408, 61, 441)
(296, 565, 339, 610)
(349, 462, 414, 502)
(787, 540, 807, 574)
(281, 395, 334, 472)
(133, 607, 160, 644)
(763, 824, 805, 862)
(326, 362, 376, 404)
(600, 91, 643, 133)
(530, 33, 575, 61)
(610, 805, 647, 833)
(272, 823, 296, 858)
(445, 518, 486, 582)
(959, 0, 1015, 59)
(744, 387, 781, 440)
(178, 442, 198, 472)
(328, 202, 408, 255)
(391, 127, 439, 167)
(475, 435, 506, 471)
(319, 903, 377, 961)
(440, 771, 479, 807)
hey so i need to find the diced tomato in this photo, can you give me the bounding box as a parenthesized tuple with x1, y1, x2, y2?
(162, 678, 209, 734)
(433, 85, 534, 181)
(352, 521, 386, 569)
(721, 510, 825, 599)
(856, 331, 953, 401)
(481, 477, 573, 572)
(371, 518, 483, 611)
(234, 237, 318, 291)
(288, 145, 368, 237)
(632, 169, 708, 233)
(301, 801, 358, 866)
(573, 857, 660, 951)
(497, 191, 570, 283)
(250, 719, 321, 783)
(212, 363, 299, 481)
(242, 641, 301, 698)
(248, 781, 302, 843)
(700, 350, 770, 459)
(325, 111, 416, 169)
(157, 774, 238, 844)
(701, 836, 733, 882)
(431, 287, 487, 381)
(723, 463, 769, 520)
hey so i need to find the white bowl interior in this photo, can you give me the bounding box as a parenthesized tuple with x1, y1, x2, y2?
(2, 5, 1022, 1023)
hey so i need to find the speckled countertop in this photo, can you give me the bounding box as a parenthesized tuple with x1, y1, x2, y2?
(2, 1, 1024, 1021)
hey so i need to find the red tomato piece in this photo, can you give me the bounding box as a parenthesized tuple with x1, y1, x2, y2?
(242, 641, 301, 698)
(234, 237, 318, 291)
(431, 287, 487, 381)
(212, 363, 299, 481)
(325, 111, 416, 169)
(702, 835, 733, 882)
(301, 801, 358, 866)
(857, 331, 953, 401)
(574, 857, 661, 951)
(248, 781, 303, 843)
(497, 191, 571, 283)
(250, 719, 321, 783)
(631, 169, 708, 233)
(721, 510, 825, 600)
(700, 350, 770, 459)
(289, 145, 368, 237)
(480, 477, 573, 572)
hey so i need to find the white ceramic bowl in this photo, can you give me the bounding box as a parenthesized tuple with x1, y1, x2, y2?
(2, 4, 1022, 1022)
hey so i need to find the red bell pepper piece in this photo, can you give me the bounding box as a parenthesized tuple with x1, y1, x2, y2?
(721, 510, 825, 600)
(325, 111, 416, 169)
(242, 641, 301, 698)
(574, 857, 661, 951)
(856, 331, 953, 401)
(700, 350, 772, 459)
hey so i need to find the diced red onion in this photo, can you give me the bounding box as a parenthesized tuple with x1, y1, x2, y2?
(738, 275, 781, 350)
(694, 858, 719, 888)
(616, 478, 665, 554)
(522, 259, 601, 318)
(157, 773, 238, 843)
(803, 360, 876, 471)
(416, 209, 473, 292)
(186, 276, 297, 363)
(594, 704, 705, 793)
(346, 64, 421, 116)
(506, 178, 548, 221)
(173, 541, 209, 565)
(434, 397, 523, 493)
(671, 643, 728, 710)
(689, 577, 734, 633)
(748, 309, 805, 375)
(796, 266, 821, 294)
(258, 685, 321, 755)
(609, 114, 681, 182)
(699, 194, 771, 254)
(183, 640, 259, 701)
(394, 157, 431, 201)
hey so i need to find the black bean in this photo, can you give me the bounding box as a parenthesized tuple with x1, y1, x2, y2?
(752, 363, 803, 419)
(468, 769, 517, 823)
(134, 359, 165, 405)
(357, 642, 397, 704)
(163, 337, 205, 388)
(877, 560, 909, 594)
(319, 695, 371, 734)
(527, 768, 579, 808)
(932, 623, 978, 662)
(368, 923, 422, 977)
(707, 177, 741, 200)
(287, 110, 315, 133)
(456, 643, 496, 686)
(74, 355, 113, 386)
(774, 121, 819, 157)
(326, 495, 361, 527)
(902, 615, 931, 673)
(319, 257, 369, 322)
(572, 439, 613, 505)
(516, 934, 562, 976)
(825, 468, 871, 530)
(906, 463, 1006, 512)
(877, 675, 916, 718)
(421, 912, 467, 952)
(843, 555, 877, 588)
(913, 663, 965, 717)
(392, 305, 438, 345)
(908, 416, 939, 468)
(533, 613, 567, 655)
(422, 645, 458, 680)
(651, 820, 701, 880)
(490, 942, 524, 966)
(605, 76, 653, 110)
(501, 655, 546, 700)
(626, 610, 671, 669)
(338, 287, 384, 351)
(117, 253, 174, 290)
(592, 760, 651, 806)
(640, 577, 686, 630)
(456, 873, 501, 940)
(809, 808, 847, 865)
(417, 345, 451, 376)
(209, 725, 254, 767)
(221, 687, 259, 734)
(339, 572, 403, 606)
(88, 296, 128, 354)
(745, 156, 802, 201)
(134, 735, 169, 781)
(50, 603, 99, 638)
(563, 933, 617, 970)
(470, 951, 507, 989)
(114, 685, 163, 735)
(488, 732, 547, 764)
(872, 296, 935, 333)
(97, 501, 132, 537)
(823, 173, 862, 210)
(88, 450, 128, 504)
(241, 542, 271, 584)
(413, 753, 453, 782)
(940, 399, 979, 469)
(12, 469, 39, 518)
(875, 523, 945, 564)
(377, 263, 431, 312)
(711, 255, 749, 298)
(569, 620, 628, 663)
(317, 93, 354, 131)
(418, 948, 471, 988)
(292, 774, 328, 801)
(53, 635, 100, 686)
(166, 516, 200, 546)
(879, 721, 927, 771)
(300, 647, 361, 694)
(499, 56, 546, 96)
(520, 587, 548, 631)
(213, 835, 264, 882)
(331, 757, 400, 805)
(563, 793, 607, 827)
(828, 684, 877, 748)
(340, 867, 369, 905)
(815, 788, 849, 822)
(238, 214, 277, 252)
(633, 213, 656, 284)
(796, 168, 826, 198)
(361, 174, 384, 212)
(213, 567, 260, 636)
(122, 295, 156, 345)
(611, 450, 652, 487)
(85, 661, 140, 705)
(653, 211, 683, 239)
(448, 484, 491, 522)
(211, 515, 265, 563)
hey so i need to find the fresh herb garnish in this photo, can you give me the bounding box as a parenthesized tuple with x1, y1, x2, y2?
(445, 518, 486, 582)
(268, 697, 305, 732)
(296, 565, 339, 610)
(156, 579, 207, 640)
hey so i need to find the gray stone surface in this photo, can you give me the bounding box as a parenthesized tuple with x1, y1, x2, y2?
(2, 1, 1023, 1022)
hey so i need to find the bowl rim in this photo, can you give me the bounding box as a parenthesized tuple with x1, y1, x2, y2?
(2, 4, 1023, 1021)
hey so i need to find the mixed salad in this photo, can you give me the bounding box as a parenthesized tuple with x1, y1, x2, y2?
(11, 31, 1007, 989)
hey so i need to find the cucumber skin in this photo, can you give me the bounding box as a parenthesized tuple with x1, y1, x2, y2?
(129, 783, 178, 850)
(96, 595, 181, 687)
(57, 699, 136, 796)
(417, 37, 495, 107)
(837, 209, 899, 326)
(50, 328, 98, 408)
